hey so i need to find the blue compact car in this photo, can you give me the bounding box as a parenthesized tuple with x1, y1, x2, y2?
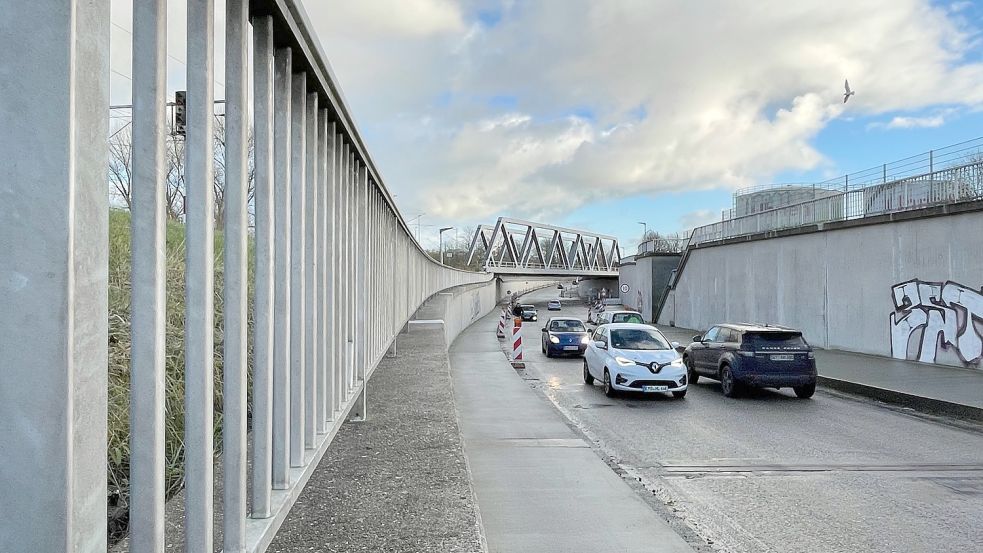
(541, 317, 590, 357)
(683, 323, 817, 398)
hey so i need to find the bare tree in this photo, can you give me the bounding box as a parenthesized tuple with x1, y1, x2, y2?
(108, 126, 134, 210)
(107, 115, 254, 223)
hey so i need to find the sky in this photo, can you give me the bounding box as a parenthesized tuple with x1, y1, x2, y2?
(109, 0, 983, 252)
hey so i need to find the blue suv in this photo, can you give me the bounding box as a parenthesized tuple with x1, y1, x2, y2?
(682, 324, 817, 398)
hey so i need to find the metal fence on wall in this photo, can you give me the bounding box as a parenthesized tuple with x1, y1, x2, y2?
(691, 138, 983, 245)
(0, 1, 490, 552)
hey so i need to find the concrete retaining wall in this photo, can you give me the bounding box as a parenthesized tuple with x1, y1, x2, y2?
(659, 207, 983, 368)
(413, 277, 560, 349)
(619, 254, 681, 322)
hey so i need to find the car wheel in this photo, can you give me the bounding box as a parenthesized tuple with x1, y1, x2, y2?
(793, 382, 816, 399)
(684, 355, 699, 385)
(583, 360, 594, 385)
(720, 365, 740, 398)
(545, 347, 553, 358)
(603, 369, 617, 398)
(672, 390, 687, 399)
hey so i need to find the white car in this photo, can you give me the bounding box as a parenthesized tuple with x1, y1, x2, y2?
(547, 299, 562, 311)
(583, 323, 687, 398)
(593, 310, 644, 326)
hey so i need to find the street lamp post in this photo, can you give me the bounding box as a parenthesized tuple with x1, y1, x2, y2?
(638, 222, 647, 240)
(439, 226, 454, 265)
(407, 213, 425, 242)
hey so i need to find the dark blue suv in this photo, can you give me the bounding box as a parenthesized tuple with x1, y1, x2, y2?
(682, 324, 817, 398)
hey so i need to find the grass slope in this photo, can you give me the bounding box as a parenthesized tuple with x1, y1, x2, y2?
(107, 209, 254, 534)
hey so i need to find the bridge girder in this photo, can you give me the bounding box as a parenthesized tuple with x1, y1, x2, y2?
(466, 217, 621, 276)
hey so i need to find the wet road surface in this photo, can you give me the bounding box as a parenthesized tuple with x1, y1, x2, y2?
(513, 287, 983, 553)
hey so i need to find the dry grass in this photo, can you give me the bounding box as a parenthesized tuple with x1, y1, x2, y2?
(107, 210, 254, 535)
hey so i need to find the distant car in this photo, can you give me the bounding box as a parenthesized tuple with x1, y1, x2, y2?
(683, 324, 817, 398)
(547, 299, 562, 311)
(520, 304, 538, 322)
(541, 317, 590, 357)
(594, 310, 645, 326)
(584, 323, 686, 398)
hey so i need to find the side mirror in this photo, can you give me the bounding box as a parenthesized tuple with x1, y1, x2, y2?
(671, 341, 681, 350)
(541, 327, 547, 332)
(593, 340, 607, 350)
(692, 334, 703, 343)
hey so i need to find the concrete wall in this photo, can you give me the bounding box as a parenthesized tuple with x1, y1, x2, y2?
(577, 277, 618, 301)
(660, 208, 983, 368)
(498, 277, 563, 302)
(618, 254, 681, 322)
(413, 277, 560, 349)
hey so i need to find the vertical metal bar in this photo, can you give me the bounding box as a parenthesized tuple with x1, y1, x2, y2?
(304, 92, 318, 448)
(333, 135, 344, 413)
(0, 1, 109, 550)
(321, 119, 335, 428)
(317, 111, 332, 434)
(289, 72, 307, 468)
(343, 148, 352, 395)
(353, 164, 363, 384)
(185, 0, 216, 548)
(348, 152, 357, 393)
(222, 0, 249, 547)
(272, 46, 292, 489)
(357, 169, 368, 382)
(250, 14, 275, 518)
(128, 1, 167, 550)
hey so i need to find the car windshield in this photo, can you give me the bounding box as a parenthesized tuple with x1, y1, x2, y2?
(550, 320, 586, 332)
(612, 313, 644, 324)
(745, 332, 807, 347)
(610, 328, 671, 350)
(521, 305, 535, 310)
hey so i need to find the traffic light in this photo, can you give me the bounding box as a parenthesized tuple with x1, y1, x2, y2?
(174, 90, 186, 136)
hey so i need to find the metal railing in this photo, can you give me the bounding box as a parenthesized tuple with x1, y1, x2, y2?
(691, 142, 983, 245)
(0, 1, 490, 552)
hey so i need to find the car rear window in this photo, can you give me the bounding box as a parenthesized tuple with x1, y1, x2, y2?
(744, 332, 807, 347)
(611, 313, 644, 323)
(550, 320, 586, 332)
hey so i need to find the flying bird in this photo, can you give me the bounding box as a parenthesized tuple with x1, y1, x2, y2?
(843, 79, 855, 103)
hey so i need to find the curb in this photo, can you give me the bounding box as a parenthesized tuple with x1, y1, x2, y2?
(818, 375, 983, 423)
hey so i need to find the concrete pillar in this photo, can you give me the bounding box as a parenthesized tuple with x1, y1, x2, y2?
(0, 1, 109, 551)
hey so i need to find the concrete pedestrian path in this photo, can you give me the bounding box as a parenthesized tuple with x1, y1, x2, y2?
(450, 312, 694, 553)
(654, 324, 983, 420)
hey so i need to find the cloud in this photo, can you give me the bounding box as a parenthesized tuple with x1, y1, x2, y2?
(304, 0, 983, 228)
(884, 114, 947, 129)
(678, 209, 723, 232)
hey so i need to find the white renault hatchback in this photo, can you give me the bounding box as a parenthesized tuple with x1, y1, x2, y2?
(584, 323, 687, 398)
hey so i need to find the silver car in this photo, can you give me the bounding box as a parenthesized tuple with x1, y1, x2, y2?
(583, 323, 687, 398)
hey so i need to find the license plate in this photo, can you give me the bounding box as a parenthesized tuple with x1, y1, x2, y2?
(643, 385, 669, 392)
(770, 354, 795, 361)
(563, 346, 580, 351)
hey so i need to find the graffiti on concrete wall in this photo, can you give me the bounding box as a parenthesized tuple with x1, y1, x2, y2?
(890, 279, 983, 365)
(470, 291, 481, 321)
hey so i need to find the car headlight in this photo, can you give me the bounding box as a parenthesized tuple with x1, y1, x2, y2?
(581, 336, 590, 344)
(549, 335, 560, 344)
(670, 358, 684, 366)
(615, 356, 635, 366)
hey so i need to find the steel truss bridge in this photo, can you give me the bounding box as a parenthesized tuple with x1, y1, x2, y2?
(467, 218, 622, 276)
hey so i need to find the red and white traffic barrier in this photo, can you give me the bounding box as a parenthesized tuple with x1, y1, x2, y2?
(511, 317, 524, 368)
(496, 308, 507, 339)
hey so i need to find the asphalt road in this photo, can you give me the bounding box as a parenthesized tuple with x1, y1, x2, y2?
(514, 287, 983, 553)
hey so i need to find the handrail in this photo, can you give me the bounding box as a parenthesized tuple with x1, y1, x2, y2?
(692, 158, 983, 245)
(0, 1, 490, 552)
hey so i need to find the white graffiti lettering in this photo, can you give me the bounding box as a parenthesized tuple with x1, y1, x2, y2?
(890, 279, 983, 365)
